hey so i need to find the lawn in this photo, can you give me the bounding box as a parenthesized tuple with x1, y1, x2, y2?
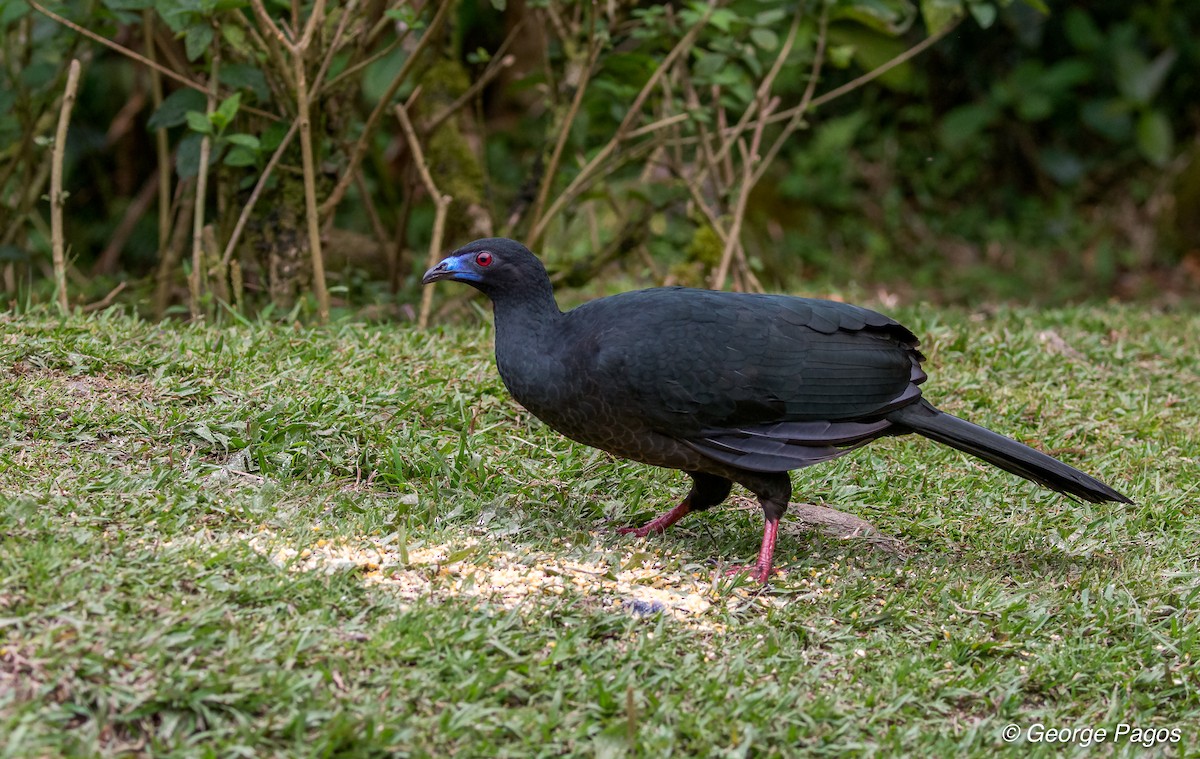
(0, 303, 1196, 757)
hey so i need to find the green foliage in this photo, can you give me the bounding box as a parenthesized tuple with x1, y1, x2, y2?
(935, 5, 1186, 179)
(0, 0, 1196, 314)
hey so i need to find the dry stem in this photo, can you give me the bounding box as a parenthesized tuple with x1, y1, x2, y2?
(528, 6, 712, 247)
(30, 0, 277, 121)
(291, 3, 330, 321)
(50, 59, 82, 313)
(395, 104, 451, 329)
(320, 0, 452, 220)
(188, 44, 219, 321)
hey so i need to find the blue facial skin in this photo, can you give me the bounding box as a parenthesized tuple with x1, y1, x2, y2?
(423, 254, 483, 284)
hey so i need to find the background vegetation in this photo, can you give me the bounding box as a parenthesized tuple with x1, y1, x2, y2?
(1, 0, 1196, 322)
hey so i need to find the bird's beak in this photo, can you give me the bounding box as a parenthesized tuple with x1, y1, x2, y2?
(422, 257, 457, 285)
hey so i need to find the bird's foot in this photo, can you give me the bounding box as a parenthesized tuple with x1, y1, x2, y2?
(723, 562, 775, 584)
(615, 499, 693, 537)
(723, 515, 780, 584)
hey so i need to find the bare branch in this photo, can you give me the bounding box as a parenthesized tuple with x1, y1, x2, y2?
(143, 9, 173, 274)
(217, 121, 299, 269)
(529, 39, 601, 237)
(50, 58, 82, 313)
(292, 3, 330, 321)
(426, 54, 517, 134)
(769, 15, 960, 127)
(528, 6, 714, 247)
(80, 281, 128, 313)
(320, 0, 453, 220)
(189, 44, 220, 321)
(395, 104, 451, 329)
(30, 0, 278, 122)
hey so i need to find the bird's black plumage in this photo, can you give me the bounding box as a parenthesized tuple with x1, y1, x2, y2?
(423, 238, 1132, 581)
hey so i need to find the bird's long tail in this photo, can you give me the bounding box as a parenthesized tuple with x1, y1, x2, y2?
(887, 399, 1132, 504)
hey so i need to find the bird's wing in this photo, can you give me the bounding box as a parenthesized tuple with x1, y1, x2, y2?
(566, 289, 926, 471)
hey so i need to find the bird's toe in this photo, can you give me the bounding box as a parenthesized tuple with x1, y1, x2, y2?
(724, 562, 776, 583)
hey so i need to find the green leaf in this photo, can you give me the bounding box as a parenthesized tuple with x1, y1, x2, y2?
(185, 110, 213, 135)
(1135, 109, 1173, 167)
(1015, 92, 1053, 122)
(225, 133, 260, 150)
(103, 0, 153, 23)
(224, 145, 259, 167)
(1063, 8, 1103, 52)
(1038, 147, 1085, 185)
(185, 23, 214, 62)
(221, 24, 250, 56)
(1115, 47, 1176, 105)
(708, 8, 739, 32)
(176, 132, 204, 177)
(1081, 98, 1132, 142)
(827, 44, 856, 68)
(968, 2, 996, 29)
(384, 6, 425, 30)
(214, 92, 241, 129)
(147, 88, 206, 130)
(0, 0, 30, 25)
(219, 63, 269, 102)
(749, 28, 778, 51)
(921, 0, 962, 36)
(754, 8, 787, 26)
(694, 51, 727, 79)
(938, 102, 996, 152)
(19, 61, 57, 89)
(826, 25, 914, 92)
(834, 0, 919, 35)
(260, 122, 290, 152)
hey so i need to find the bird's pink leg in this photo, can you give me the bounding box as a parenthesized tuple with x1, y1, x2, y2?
(725, 514, 780, 583)
(616, 497, 693, 537)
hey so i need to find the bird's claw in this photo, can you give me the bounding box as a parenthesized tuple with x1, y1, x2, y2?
(724, 563, 775, 584)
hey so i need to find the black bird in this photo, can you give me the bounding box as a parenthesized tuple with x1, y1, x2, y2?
(423, 238, 1132, 582)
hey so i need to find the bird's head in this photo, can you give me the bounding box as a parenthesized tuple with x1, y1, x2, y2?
(422, 238, 550, 299)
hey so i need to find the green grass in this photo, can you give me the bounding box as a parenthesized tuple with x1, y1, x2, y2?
(0, 304, 1196, 757)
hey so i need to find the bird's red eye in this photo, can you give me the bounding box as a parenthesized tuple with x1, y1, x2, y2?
(475, 251, 493, 267)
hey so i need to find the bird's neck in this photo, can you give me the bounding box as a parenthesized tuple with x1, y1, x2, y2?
(489, 283, 563, 345)
(489, 285, 565, 408)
